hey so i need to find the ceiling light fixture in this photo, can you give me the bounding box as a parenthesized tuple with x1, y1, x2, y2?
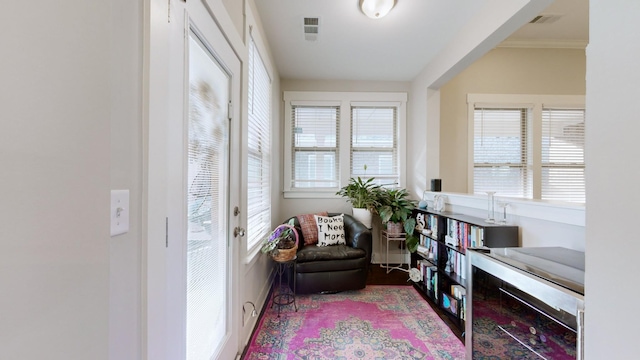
(359, 0, 397, 19)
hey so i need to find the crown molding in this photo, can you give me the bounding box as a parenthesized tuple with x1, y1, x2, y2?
(498, 39, 588, 49)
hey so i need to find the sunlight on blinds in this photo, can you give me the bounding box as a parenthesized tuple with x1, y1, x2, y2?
(542, 108, 585, 203)
(473, 108, 532, 198)
(351, 106, 398, 186)
(291, 106, 339, 188)
(186, 33, 230, 360)
(247, 39, 271, 250)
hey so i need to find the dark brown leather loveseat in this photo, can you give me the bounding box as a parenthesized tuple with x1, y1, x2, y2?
(283, 213, 372, 294)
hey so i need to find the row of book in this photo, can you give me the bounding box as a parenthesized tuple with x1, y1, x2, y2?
(444, 249, 467, 280)
(417, 257, 468, 321)
(445, 219, 485, 249)
(417, 259, 438, 301)
(445, 284, 467, 321)
(417, 234, 438, 263)
(416, 212, 439, 237)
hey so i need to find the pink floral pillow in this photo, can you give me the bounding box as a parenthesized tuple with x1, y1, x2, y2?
(296, 211, 328, 245)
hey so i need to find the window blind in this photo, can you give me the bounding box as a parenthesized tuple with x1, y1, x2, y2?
(473, 108, 532, 198)
(290, 105, 340, 189)
(541, 108, 585, 203)
(246, 39, 271, 250)
(186, 32, 228, 360)
(350, 106, 398, 186)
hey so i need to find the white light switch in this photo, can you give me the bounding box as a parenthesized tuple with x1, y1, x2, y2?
(110, 189, 130, 236)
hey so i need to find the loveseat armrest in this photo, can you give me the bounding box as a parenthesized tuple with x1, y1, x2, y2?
(330, 213, 372, 265)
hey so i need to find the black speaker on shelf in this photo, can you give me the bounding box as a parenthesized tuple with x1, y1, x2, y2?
(430, 179, 442, 192)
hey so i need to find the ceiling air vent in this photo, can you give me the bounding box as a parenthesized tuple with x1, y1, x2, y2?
(529, 14, 562, 24)
(303, 17, 319, 41)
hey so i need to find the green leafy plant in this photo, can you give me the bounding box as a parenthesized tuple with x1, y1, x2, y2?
(336, 177, 381, 211)
(376, 187, 419, 252)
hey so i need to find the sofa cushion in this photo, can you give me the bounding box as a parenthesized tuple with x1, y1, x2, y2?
(296, 211, 328, 245)
(296, 243, 365, 263)
(296, 255, 368, 273)
(315, 214, 346, 246)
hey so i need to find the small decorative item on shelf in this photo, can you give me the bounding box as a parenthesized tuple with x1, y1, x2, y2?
(444, 249, 453, 273)
(433, 194, 445, 212)
(497, 200, 509, 224)
(418, 190, 429, 209)
(260, 219, 299, 262)
(485, 191, 496, 223)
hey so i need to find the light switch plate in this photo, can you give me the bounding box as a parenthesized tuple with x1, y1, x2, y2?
(110, 189, 130, 236)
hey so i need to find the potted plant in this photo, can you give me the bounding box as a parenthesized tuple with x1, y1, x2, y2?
(376, 187, 419, 252)
(336, 176, 380, 228)
(260, 219, 299, 262)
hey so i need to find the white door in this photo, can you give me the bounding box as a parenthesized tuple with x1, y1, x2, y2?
(164, 1, 241, 359)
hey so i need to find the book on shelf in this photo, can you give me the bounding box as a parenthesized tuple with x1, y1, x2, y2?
(449, 285, 467, 320)
(427, 213, 438, 235)
(451, 284, 466, 299)
(417, 244, 429, 256)
(445, 250, 467, 280)
(441, 292, 459, 316)
(446, 218, 486, 248)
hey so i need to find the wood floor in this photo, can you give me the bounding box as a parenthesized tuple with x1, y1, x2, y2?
(367, 264, 464, 341)
(366, 263, 413, 285)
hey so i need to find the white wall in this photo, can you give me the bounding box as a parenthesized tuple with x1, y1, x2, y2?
(109, 0, 143, 359)
(439, 47, 586, 193)
(0, 1, 111, 359)
(584, 1, 640, 358)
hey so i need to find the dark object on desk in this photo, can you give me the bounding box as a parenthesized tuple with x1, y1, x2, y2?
(430, 179, 441, 192)
(282, 213, 372, 294)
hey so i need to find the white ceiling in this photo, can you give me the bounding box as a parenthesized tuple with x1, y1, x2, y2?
(253, 0, 589, 82)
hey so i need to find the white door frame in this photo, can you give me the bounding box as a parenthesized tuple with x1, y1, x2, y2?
(143, 0, 244, 359)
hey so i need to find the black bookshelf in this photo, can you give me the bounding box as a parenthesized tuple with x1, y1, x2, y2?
(411, 208, 519, 336)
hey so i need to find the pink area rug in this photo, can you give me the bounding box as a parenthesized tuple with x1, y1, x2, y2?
(243, 285, 465, 359)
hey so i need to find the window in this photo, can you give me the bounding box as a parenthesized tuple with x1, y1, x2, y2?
(246, 39, 271, 251)
(473, 108, 531, 198)
(468, 94, 585, 203)
(541, 108, 585, 203)
(290, 105, 340, 189)
(351, 106, 398, 186)
(284, 92, 407, 197)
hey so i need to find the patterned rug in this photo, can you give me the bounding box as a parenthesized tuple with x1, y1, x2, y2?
(243, 285, 465, 359)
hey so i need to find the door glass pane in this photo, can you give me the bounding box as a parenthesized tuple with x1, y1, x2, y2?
(187, 32, 230, 360)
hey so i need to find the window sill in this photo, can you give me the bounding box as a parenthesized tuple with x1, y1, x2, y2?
(423, 191, 585, 227)
(283, 190, 341, 199)
(244, 243, 262, 266)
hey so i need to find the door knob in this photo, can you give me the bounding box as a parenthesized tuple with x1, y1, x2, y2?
(234, 227, 246, 237)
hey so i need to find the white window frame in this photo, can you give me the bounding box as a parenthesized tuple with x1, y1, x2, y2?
(283, 91, 407, 198)
(467, 94, 585, 202)
(350, 102, 400, 187)
(246, 37, 273, 254)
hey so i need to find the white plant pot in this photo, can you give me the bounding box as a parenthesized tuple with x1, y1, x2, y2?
(352, 208, 373, 229)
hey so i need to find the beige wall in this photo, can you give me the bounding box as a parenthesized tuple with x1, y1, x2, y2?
(439, 47, 586, 193)
(1, 1, 111, 358)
